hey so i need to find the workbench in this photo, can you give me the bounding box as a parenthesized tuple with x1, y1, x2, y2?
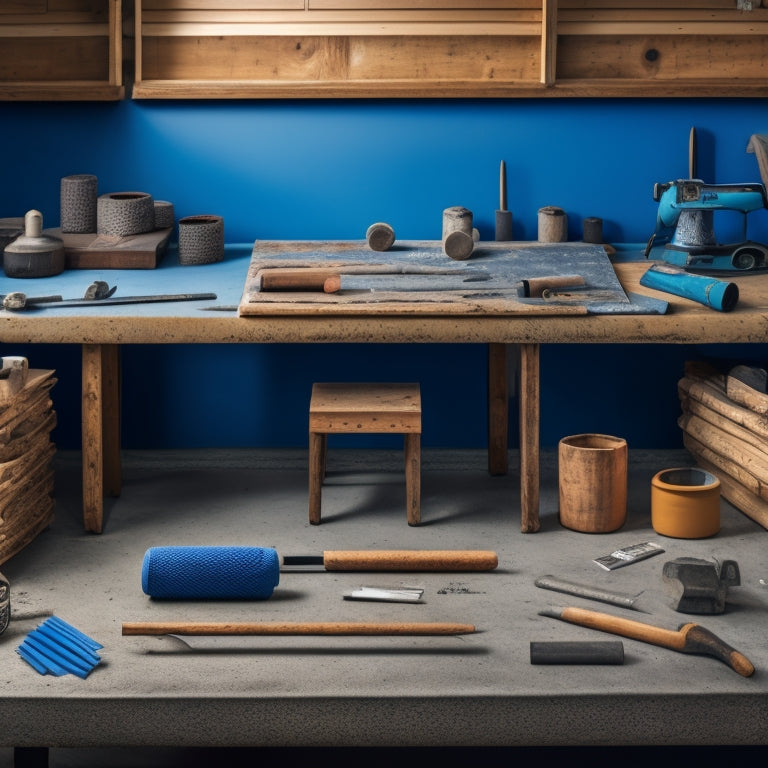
(2, 242, 768, 758)
(1, 241, 768, 535)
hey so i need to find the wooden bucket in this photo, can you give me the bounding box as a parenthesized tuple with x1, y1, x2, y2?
(558, 433, 627, 533)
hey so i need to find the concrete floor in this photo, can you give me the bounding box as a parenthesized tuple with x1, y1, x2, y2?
(2, 447, 768, 766)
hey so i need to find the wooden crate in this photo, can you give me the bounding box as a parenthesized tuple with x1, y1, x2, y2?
(0, 361, 57, 566)
(0, 0, 123, 101)
(678, 360, 768, 531)
(132, 1, 768, 99)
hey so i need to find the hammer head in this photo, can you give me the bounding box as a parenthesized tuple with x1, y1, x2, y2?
(662, 557, 740, 614)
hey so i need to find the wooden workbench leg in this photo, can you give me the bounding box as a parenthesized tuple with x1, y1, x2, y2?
(404, 432, 421, 526)
(101, 343, 122, 498)
(488, 343, 509, 476)
(82, 343, 122, 534)
(519, 343, 541, 533)
(308, 432, 326, 525)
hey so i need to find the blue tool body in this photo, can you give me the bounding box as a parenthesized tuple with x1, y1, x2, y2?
(648, 180, 768, 272)
(640, 264, 739, 312)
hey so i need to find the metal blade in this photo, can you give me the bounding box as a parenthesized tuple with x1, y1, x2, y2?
(5, 292, 217, 310)
(535, 575, 647, 612)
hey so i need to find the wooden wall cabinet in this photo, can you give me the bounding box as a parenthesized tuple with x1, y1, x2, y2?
(0, 0, 124, 101)
(132, 0, 768, 99)
(1, 1, 766, 101)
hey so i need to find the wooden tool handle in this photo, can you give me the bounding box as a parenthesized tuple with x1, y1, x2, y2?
(680, 623, 755, 677)
(258, 269, 338, 292)
(122, 621, 475, 636)
(323, 275, 342, 293)
(521, 274, 585, 298)
(322, 550, 498, 571)
(553, 606, 755, 677)
(558, 606, 682, 647)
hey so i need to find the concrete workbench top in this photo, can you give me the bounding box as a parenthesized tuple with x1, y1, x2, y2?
(1, 448, 766, 750)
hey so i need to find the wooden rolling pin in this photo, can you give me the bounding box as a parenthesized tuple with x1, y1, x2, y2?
(122, 621, 476, 636)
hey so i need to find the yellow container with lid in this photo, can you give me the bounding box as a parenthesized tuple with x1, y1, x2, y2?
(651, 467, 721, 538)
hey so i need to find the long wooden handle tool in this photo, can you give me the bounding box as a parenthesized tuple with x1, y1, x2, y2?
(540, 605, 754, 677)
(281, 549, 499, 572)
(122, 621, 476, 636)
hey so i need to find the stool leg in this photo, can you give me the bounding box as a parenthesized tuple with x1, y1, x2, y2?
(309, 432, 327, 525)
(404, 433, 421, 526)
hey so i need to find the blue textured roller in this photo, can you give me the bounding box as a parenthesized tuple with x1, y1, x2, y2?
(141, 546, 280, 600)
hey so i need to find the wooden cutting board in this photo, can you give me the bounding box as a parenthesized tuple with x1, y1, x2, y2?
(44, 227, 173, 269)
(239, 240, 629, 316)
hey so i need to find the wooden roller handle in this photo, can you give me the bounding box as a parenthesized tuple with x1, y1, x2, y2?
(122, 621, 476, 636)
(322, 550, 498, 571)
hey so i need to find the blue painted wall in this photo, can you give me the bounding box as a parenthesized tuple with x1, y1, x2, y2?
(2, 98, 767, 451)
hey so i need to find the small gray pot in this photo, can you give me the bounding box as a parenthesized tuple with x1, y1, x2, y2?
(3, 210, 65, 278)
(177, 215, 224, 265)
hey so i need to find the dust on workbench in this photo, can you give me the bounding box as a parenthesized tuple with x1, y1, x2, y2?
(239, 240, 628, 316)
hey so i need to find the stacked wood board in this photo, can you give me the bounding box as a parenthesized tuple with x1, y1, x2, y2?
(678, 360, 768, 531)
(0, 358, 57, 566)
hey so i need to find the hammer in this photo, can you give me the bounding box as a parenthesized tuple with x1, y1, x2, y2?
(540, 605, 754, 677)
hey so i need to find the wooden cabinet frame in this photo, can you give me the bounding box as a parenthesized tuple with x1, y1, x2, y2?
(132, 0, 768, 99)
(0, 0, 123, 101)
(1, 1, 766, 101)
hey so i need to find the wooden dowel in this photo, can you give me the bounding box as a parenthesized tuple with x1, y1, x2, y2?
(322, 549, 498, 571)
(122, 621, 476, 636)
(259, 269, 338, 292)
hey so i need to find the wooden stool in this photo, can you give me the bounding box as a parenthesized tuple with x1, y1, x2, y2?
(308, 382, 422, 526)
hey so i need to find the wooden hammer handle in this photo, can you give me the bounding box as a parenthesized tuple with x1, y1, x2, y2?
(558, 605, 683, 647)
(553, 606, 755, 677)
(322, 550, 499, 571)
(122, 621, 475, 636)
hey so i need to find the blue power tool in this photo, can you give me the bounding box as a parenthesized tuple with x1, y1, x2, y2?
(644, 128, 768, 272)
